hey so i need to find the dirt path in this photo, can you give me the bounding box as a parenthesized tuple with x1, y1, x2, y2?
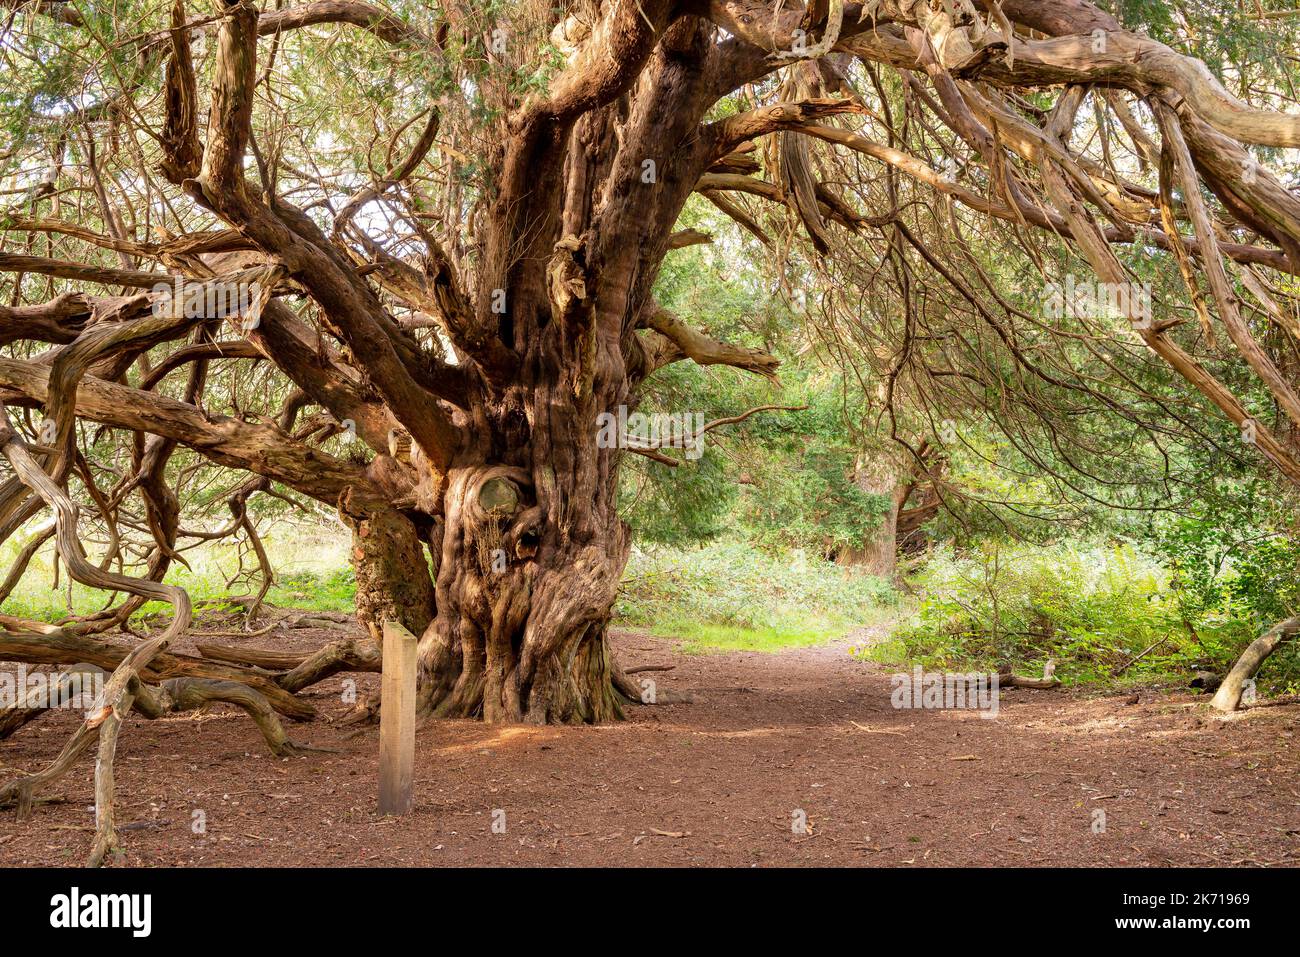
(2, 627, 1298, 866)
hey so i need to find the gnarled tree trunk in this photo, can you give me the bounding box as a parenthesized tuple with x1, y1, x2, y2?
(417, 346, 633, 723)
(341, 495, 435, 644)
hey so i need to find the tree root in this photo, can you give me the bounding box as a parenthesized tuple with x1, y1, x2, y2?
(998, 662, 1062, 690)
(0, 664, 101, 740)
(278, 637, 382, 693)
(194, 642, 308, 669)
(612, 658, 694, 705)
(0, 628, 315, 720)
(130, 676, 318, 757)
(1, 672, 324, 866)
(0, 721, 103, 822)
(195, 634, 382, 693)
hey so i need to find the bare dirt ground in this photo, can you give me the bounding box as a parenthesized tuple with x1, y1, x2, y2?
(2, 623, 1298, 867)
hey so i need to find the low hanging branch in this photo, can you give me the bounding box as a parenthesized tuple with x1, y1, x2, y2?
(620, 404, 809, 466)
(638, 303, 782, 380)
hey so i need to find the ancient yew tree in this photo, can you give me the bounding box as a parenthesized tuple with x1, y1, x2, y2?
(7, 0, 1300, 860)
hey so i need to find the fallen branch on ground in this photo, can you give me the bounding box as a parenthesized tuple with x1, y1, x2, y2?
(1211, 617, 1300, 712)
(998, 660, 1061, 690)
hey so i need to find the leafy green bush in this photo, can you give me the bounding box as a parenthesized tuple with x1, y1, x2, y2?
(1157, 514, 1300, 627)
(885, 539, 1300, 693)
(886, 543, 1175, 681)
(888, 542, 1169, 680)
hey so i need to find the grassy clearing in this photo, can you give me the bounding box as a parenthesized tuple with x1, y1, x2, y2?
(615, 540, 897, 653)
(0, 522, 354, 623)
(648, 620, 848, 655)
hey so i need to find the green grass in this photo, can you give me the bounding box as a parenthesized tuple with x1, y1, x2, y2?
(1, 522, 355, 623)
(616, 540, 897, 654)
(651, 618, 852, 654)
(262, 566, 356, 613)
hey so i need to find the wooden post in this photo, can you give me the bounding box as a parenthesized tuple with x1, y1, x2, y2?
(378, 620, 417, 815)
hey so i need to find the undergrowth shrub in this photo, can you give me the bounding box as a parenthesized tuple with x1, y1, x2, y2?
(885, 541, 1300, 693)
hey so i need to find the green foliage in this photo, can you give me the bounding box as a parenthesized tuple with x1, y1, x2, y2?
(885, 542, 1180, 682)
(1155, 506, 1300, 628)
(620, 444, 738, 545)
(882, 539, 1300, 695)
(629, 198, 894, 552)
(615, 540, 896, 652)
(1225, 536, 1300, 623)
(732, 395, 892, 552)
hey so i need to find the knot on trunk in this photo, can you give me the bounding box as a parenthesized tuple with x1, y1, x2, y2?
(468, 467, 530, 520)
(458, 466, 540, 573)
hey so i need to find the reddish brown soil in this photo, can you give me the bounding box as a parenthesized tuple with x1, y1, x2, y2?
(2, 624, 1298, 867)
